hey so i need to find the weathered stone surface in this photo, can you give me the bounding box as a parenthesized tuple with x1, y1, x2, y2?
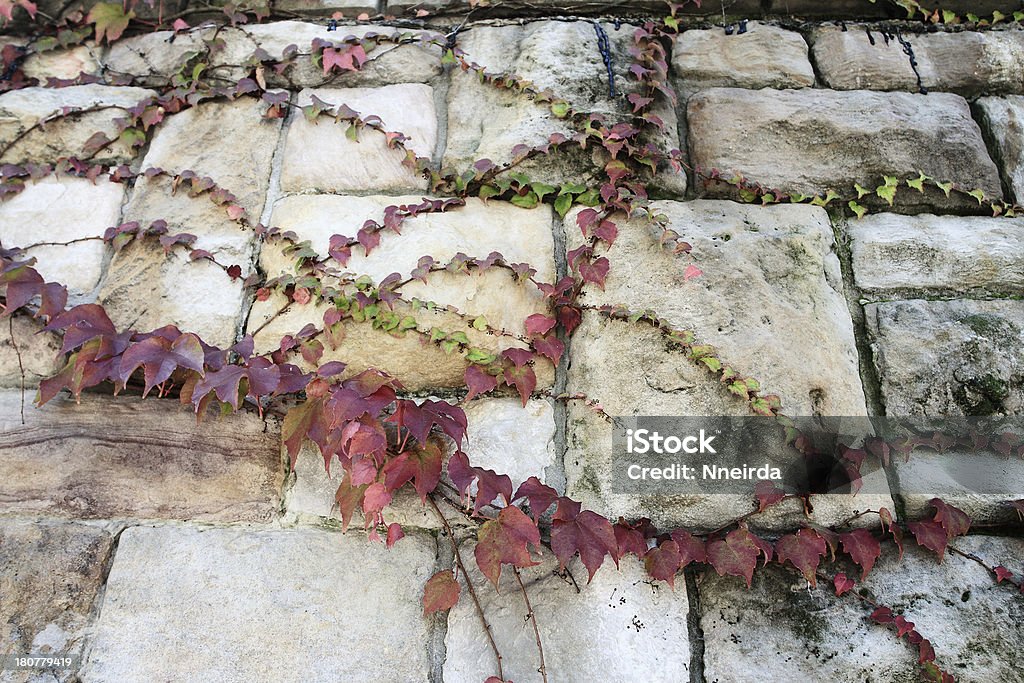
(0, 315, 62, 389)
(563, 201, 887, 531)
(866, 299, 1024, 416)
(280, 84, 437, 193)
(443, 21, 684, 193)
(849, 213, 1024, 297)
(672, 22, 815, 92)
(445, 545, 691, 683)
(101, 26, 254, 86)
(976, 95, 1024, 204)
(80, 525, 436, 682)
(0, 175, 123, 300)
(687, 88, 1004, 211)
(0, 84, 156, 164)
(248, 194, 556, 390)
(701, 536, 1024, 682)
(0, 519, 114, 680)
(245, 21, 444, 87)
(273, 0, 376, 13)
(812, 26, 1024, 97)
(22, 44, 102, 82)
(0, 391, 283, 522)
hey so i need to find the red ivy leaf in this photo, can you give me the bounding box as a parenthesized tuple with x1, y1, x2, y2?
(994, 566, 1013, 583)
(524, 313, 557, 336)
(839, 529, 881, 581)
(833, 572, 855, 596)
(464, 365, 498, 402)
(776, 528, 826, 586)
(706, 527, 760, 587)
(644, 540, 682, 589)
(423, 570, 460, 615)
(475, 505, 541, 589)
(929, 498, 971, 538)
(669, 529, 707, 569)
(551, 497, 618, 582)
(754, 481, 786, 512)
(578, 256, 610, 289)
(513, 476, 558, 521)
(531, 334, 564, 366)
(908, 519, 949, 561)
(386, 522, 405, 549)
(118, 333, 205, 397)
(504, 363, 536, 407)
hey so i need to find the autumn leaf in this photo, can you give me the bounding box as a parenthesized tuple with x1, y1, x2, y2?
(833, 572, 855, 596)
(550, 497, 618, 582)
(513, 476, 558, 521)
(776, 528, 826, 586)
(644, 540, 682, 588)
(908, 519, 949, 561)
(754, 481, 786, 512)
(423, 570, 460, 615)
(669, 529, 706, 569)
(706, 527, 761, 587)
(87, 2, 135, 43)
(839, 529, 881, 581)
(475, 505, 541, 589)
(928, 498, 971, 538)
(118, 333, 205, 396)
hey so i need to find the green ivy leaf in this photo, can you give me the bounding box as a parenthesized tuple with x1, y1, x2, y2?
(554, 193, 573, 217)
(510, 191, 539, 209)
(345, 124, 359, 142)
(551, 101, 570, 118)
(854, 183, 871, 199)
(465, 348, 496, 364)
(87, 2, 135, 43)
(875, 183, 897, 206)
(448, 331, 470, 345)
(967, 188, 986, 204)
(430, 328, 447, 342)
(906, 172, 927, 192)
(472, 316, 488, 331)
(848, 200, 868, 219)
(700, 356, 722, 373)
(531, 183, 556, 202)
(441, 48, 457, 65)
(576, 188, 600, 206)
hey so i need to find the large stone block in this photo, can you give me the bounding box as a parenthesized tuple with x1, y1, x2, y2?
(0, 175, 124, 300)
(866, 299, 1024, 416)
(22, 44, 102, 82)
(248, 194, 556, 390)
(848, 213, 1024, 297)
(280, 84, 437, 193)
(673, 23, 816, 92)
(101, 26, 255, 86)
(0, 391, 283, 522)
(443, 21, 684, 193)
(687, 88, 1003, 212)
(563, 201, 885, 531)
(811, 26, 1024, 97)
(0, 84, 156, 164)
(701, 536, 1024, 682)
(80, 525, 437, 682)
(444, 545, 692, 683)
(0, 519, 114, 681)
(0, 315, 62, 389)
(976, 95, 1024, 204)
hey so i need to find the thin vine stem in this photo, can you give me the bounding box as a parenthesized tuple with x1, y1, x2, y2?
(513, 566, 548, 683)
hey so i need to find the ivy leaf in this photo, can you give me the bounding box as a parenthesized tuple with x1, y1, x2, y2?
(43, 304, 116, 353)
(118, 333, 205, 396)
(839, 529, 881, 580)
(87, 2, 135, 43)
(669, 529, 707, 569)
(524, 314, 557, 336)
(875, 182, 897, 206)
(464, 365, 498, 401)
(334, 473, 366, 532)
(551, 497, 618, 582)
(531, 334, 564, 365)
(848, 200, 868, 219)
(929, 498, 971, 538)
(475, 505, 541, 589)
(833, 572, 855, 596)
(644, 540, 681, 588)
(754, 481, 786, 512)
(994, 566, 1014, 584)
(908, 519, 949, 560)
(706, 528, 761, 587)
(578, 256, 610, 289)
(776, 528, 826, 586)
(613, 518, 650, 560)
(513, 476, 558, 521)
(423, 570, 460, 615)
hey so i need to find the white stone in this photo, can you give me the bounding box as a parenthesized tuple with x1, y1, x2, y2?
(22, 44, 102, 81)
(849, 213, 1024, 297)
(0, 315, 62, 389)
(444, 546, 692, 683)
(0, 176, 124, 299)
(975, 95, 1024, 205)
(462, 398, 556, 488)
(0, 84, 156, 164)
(673, 22, 816, 92)
(80, 525, 437, 683)
(280, 84, 437, 193)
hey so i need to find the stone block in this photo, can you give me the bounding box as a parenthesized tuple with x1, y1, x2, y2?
(865, 299, 1024, 416)
(687, 87, 1003, 212)
(22, 44, 102, 82)
(444, 545, 692, 683)
(673, 23, 816, 92)
(848, 213, 1024, 297)
(0, 391, 283, 522)
(0, 84, 156, 164)
(280, 84, 437, 193)
(0, 315, 62, 389)
(80, 525, 436, 682)
(812, 26, 1024, 97)
(976, 95, 1024, 204)
(0, 175, 124, 300)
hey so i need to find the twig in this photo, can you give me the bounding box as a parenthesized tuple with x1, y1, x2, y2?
(8, 316, 26, 424)
(428, 495, 504, 681)
(513, 566, 549, 683)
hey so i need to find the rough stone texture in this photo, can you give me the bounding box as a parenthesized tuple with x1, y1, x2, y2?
(0, 315, 62, 389)
(866, 299, 1024, 416)
(0, 391, 283, 522)
(848, 213, 1024, 297)
(245, 22, 444, 88)
(280, 84, 437, 193)
(97, 97, 281, 348)
(687, 88, 1004, 211)
(701, 537, 1024, 682)
(976, 95, 1024, 204)
(0, 84, 156, 164)
(22, 44, 102, 82)
(445, 545, 691, 683)
(248, 195, 556, 390)
(101, 26, 255, 86)
(812, 26, 1024, 97)
(672, 22, 816, 92)
(0, 519, 114, 680)
(80, 525, 437, 683)
(0, 175, 123, 300)
(443, 21, 684, 194)
(563, 201, 890, 530)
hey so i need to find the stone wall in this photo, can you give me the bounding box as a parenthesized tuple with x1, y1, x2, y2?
(1, 3, 1023, 682)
